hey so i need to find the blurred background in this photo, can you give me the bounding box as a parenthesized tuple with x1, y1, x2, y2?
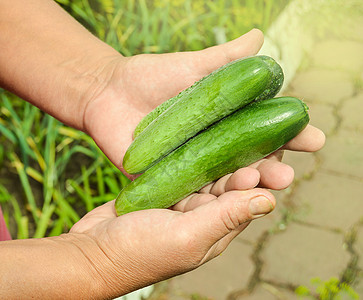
(0, 0, 362, 299)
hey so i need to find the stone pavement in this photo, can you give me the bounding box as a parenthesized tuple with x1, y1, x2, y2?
(146, 15, 363, 300)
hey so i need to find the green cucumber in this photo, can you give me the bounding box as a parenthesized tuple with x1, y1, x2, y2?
(132, 74, 202, 139)
(116, 97, 309, 215)
(123, 55, 284, 174)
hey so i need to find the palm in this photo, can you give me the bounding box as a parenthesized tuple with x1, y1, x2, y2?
(70, 31, 325, 296)
(70, 186, 261, 288)
(84, 31, 262, 169)
(84, 30, 324, 189)
(84, 52, 238, 174)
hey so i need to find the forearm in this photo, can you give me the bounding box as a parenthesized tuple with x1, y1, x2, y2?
(0, 0, 122, 130)
(0, 233, 112, 299)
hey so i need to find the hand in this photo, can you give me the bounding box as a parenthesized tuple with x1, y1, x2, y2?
(0, 130, 323, 300)
(70, 30, 326, 296)
(0, 4, 326, 298)
(70, 173, 275, 297)
(0, 2, 325, 188)
(83, 29, 325, 187)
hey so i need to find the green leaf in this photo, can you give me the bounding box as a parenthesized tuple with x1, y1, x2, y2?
(295, 285, 311, 296)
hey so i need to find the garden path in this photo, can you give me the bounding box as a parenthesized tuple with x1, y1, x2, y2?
(148, 12, 363, 300)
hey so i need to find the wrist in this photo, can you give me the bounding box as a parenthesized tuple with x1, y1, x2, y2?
(81, 56, 137, 169)
(0, 0, 125, 131)
(55, 233, 109, 298)
(0, 233, 109, 299)
(63, 231, 145, 298)
(59, 232, 123, 298)
(69, 52, 124, 131)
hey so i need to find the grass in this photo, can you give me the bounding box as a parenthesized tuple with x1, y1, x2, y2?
(57, 0, 290, 55)
(0, 91, 129, 238)
(0, 0, 290, 238)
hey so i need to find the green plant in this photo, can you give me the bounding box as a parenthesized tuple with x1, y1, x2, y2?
(190, 293, 212, 300)
(55, 0, 291, 55)
(1, 0, 292, 237)
(0, 90, 130, 238)
(295, 277, 360, 300)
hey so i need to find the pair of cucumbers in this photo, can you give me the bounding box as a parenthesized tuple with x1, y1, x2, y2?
(115, 55, 309, 215)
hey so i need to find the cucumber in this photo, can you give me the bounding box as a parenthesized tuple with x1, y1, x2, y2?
(133, 55, 284, 139)
(132, 74, 202, 139)
(116, 97, 309, 215)
(123, 55, 284, 174)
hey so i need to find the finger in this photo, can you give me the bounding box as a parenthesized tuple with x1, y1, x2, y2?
(222, 167, 260, 194)
(83, 200, 117, 218)
(264, 150, 284, 162)
(251, 159, 295, 190)
(199, 167, 260, 196)
(171, 193, 217, 213)
(198, 28, 264, 74)
(221, 28, 265, 61)
(282, 125, 326, 152)
(70, 200, 117, 233)
(203, 220, 252, 262)
(198, 174, 231, 195)
(183, 189, 275, 263)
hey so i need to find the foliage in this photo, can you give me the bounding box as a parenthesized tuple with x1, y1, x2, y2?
(0, 0, 290, 238)
(55, 0, 290, 55)
(0, 90, 130, 238)
(295, 277, 359, 300)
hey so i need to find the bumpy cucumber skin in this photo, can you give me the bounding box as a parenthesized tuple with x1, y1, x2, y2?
(116, 97, 309, 215)
(133, 55, 283, 139)
(132, 76, 199, 139)
(124, 55, 284, 174)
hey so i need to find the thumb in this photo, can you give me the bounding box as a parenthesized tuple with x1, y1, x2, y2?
(197, 28, 264, 74)
(184, 189, 275, 264)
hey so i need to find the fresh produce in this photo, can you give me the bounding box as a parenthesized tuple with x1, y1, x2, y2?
(124, 55, 284, 174)
(132, 75, 197, 139)
(116, 97, 309, 215)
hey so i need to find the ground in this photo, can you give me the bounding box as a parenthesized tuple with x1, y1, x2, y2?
(147, 12, 363, 300)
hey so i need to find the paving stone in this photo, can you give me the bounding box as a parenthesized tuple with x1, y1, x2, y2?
(348, 16, 363, 42)
(170, 240, 254, 300)
(304, 101, 336, 136)
(236, 187, 299, 245)
(236, 283, 298, 300)
(236, 204, 283, 245)
(154, 280, 204, 300)
(293, 171, 363, 231)
(356, 226, 363, 270)
(353, 226, 363, 297)
(320, 128, 363, 178)
(261, 223, 350, 289)
(290, 69, 354, 104)
(351, 229, 363, 300)
(341, 92, 363, 132)
(311, 40, 363, 73)
(159, 35, 363, 300)
(282, 151, 316, 181)
(353, 280, 363, 299)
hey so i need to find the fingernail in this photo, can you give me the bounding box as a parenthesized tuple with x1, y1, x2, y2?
(249, 196, 273, 217)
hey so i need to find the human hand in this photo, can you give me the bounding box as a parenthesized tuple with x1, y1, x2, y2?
(0, 1, 324, 189)
(83, 29, 325, 186)
(68, 30, 324, 297)
(69, 173, 275, 297)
